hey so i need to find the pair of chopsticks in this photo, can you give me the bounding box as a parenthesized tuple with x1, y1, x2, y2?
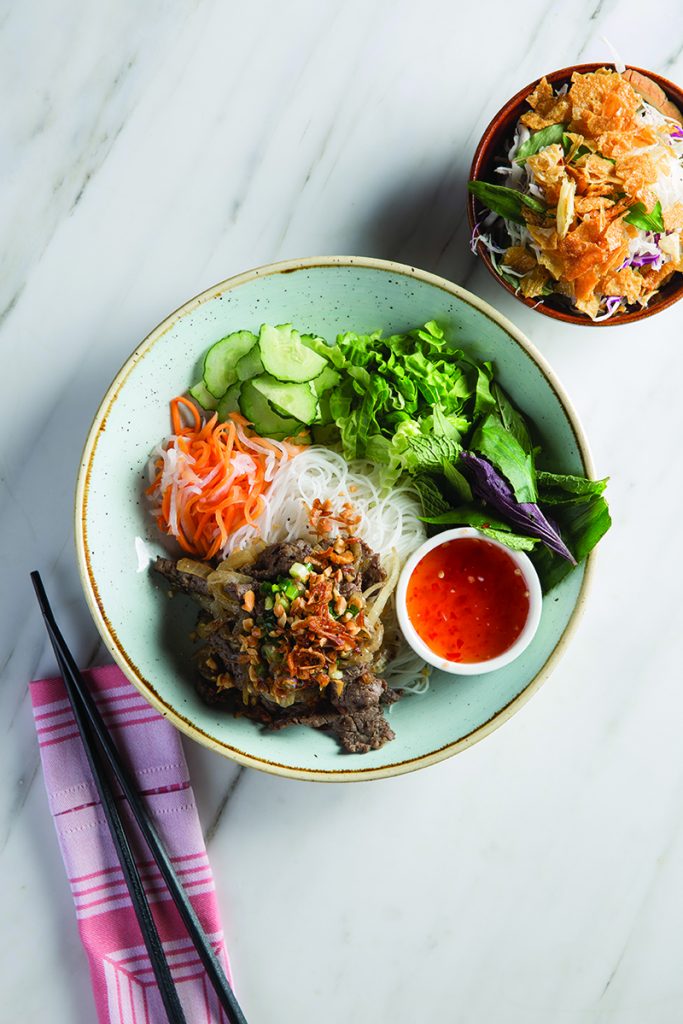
(31, 572, 248, 1024)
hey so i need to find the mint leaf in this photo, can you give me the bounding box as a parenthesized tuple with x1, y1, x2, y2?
(404, 434, 462, 472)
(412, 475, 451, 518)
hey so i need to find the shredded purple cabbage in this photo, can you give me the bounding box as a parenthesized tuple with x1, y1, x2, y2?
(470, 221, 483, 255)
(670, 128, 683, 140)
(460, 451, 576, 563)
(630, 252, 662, 269)
(618, 251, 662, 271)
(594, 296, 624, 321)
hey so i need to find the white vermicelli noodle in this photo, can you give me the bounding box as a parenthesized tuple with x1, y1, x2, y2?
(222, 446, 431, 693)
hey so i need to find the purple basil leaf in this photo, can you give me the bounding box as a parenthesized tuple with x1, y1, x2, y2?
(460, 451, 577, 564)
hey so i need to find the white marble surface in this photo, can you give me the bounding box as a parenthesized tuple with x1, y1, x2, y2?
(3, 1, 683, 1021)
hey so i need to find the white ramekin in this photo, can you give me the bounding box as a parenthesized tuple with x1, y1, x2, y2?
(396, 527, 543, 675)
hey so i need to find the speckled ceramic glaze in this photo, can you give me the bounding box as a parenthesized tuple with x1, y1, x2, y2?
(75, 256, 594, 781)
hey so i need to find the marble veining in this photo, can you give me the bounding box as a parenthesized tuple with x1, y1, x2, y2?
(3, 1, 683, 1021)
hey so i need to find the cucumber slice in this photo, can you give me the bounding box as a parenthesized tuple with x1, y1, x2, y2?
(310, 365, 340, 396)
(217, 382, 242, 421)
(203, 330, 258, 398)
(251, 374, 318, 425)
(235, 346, 264, 381)
(259, 324, 328, 383)
(239, 380, 301, 439)
(189, 380, 219, 411)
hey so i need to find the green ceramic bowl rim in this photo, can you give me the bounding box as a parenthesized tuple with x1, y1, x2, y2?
(74, 255, 596, 783)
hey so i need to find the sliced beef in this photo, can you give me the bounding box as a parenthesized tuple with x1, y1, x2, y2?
(332, 706, 395, 753)
(194, 674, 234, 707)
(266, 671, 398, 754)
(338, 659, 371, 686)
(198, 628, 250, 689)
(154, 557, 210, 598)
(152, 539, 399, 755)
(197, 657, 400, 754)
(220, 577, 256, 606)
(269, 700, 395, 754)
(248, 540, 313, 579)
(329, 672, 397, 752)
(332, 672, 387, 711)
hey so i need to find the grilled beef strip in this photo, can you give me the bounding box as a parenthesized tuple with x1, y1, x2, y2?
(152, 536, 398, 754)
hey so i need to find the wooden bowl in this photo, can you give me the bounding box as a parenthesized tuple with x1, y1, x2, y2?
(467, 63, 683, 327)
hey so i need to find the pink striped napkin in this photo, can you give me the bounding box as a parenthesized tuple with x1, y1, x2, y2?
(30, 664, 232, 1024)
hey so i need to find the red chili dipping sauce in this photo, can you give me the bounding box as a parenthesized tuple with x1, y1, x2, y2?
(406, 538, 530, 663)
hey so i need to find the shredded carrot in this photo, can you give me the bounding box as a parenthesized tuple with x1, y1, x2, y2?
(147, 398, 300, 560)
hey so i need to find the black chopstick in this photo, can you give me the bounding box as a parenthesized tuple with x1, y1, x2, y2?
(32, 575, 187, 1024)
(31, 571, 248, 1024)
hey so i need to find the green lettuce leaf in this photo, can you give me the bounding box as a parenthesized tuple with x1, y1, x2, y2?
(466, 359, 496, 417)
(301, 333, 345, 369)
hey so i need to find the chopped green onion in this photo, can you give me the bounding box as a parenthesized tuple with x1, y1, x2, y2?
(289, 562, 311, 582)
(282, 580, 300, 600)
(264, 596, 274, 611)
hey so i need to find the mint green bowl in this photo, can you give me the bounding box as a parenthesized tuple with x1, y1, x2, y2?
(75, 257, 594, 782)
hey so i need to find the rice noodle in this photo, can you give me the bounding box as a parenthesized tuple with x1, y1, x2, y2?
(221, 445, 431, 693)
